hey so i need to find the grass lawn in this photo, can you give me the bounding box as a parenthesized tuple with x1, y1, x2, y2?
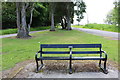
(2, 29, 118, 70)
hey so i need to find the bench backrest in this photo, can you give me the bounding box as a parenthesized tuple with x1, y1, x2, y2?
(41, 44, 101, 48)
(40, 44, 102, 54)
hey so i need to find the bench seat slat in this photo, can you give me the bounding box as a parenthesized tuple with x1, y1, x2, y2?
(42, 51, 69, 54)
(72, 57, 105, 60)
(41, 44, 101, 48)
(72, 51, 101, 54)
(37, 57, 105, 60)
(38, 57, 70, 60)
(42, 51, 101, 54)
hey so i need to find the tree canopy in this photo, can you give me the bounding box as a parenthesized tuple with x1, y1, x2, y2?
(74, 0, 86, 25)
(2, 2, 50, 29)
(105, 1, 119, 26)
(2, 1, 86, 38)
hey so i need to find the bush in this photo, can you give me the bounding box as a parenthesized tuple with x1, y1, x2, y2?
(0, 26, 50, 35)
(84, 24, 119, 32)
(1, 29, 17, 35)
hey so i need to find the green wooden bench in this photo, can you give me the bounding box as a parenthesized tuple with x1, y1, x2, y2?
(35, 44, 108, 74)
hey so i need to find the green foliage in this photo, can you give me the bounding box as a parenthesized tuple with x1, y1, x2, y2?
(32, 2, 50, 27)
(73, 24, 119, 32)
(2, 2, 86, 29)
(0, 26, 50, 35)
(73, 24, 118, 32)
(72, 25, 84, 28)
(84, 24, 119, 32)
(118, 1, 120, 27)
(105, 1, 119, 25)
(2, 2, 50, 29)
(1, 29, 17, 35)
(74, 0, 86, 25)
(54, 2, 74, 24)
(2, 29, 118, 70)
(2, 2, 16, 22)
(2, 2, 16, 29)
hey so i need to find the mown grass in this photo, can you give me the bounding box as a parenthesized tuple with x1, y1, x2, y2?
(0, 26, 50, 35)
(2, 29, 118, 70)
(72, 24, 119, 32)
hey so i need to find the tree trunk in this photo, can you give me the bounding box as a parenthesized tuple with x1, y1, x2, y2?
(67, 15, 72, 30)
(16, 2, 31, 38)
(50, 3, 55, 31)
(66, 4, 72, 30)
(16, 2, 21, 33)
(28, 3, 34, 32)
(50, 12, 55, 31)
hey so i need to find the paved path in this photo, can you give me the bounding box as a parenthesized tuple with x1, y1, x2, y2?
(0, 30, 48, 38)
(72, 27, 120, 40)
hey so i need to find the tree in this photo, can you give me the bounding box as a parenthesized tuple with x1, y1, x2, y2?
(105, 8, 118, 25)
(54, 2, 74, 30)
(27, 2, 35, 32)
(2, 2, 50, 29)
(54, 2, 68, 26)
(74, 0, 86, 25)
(16, 2, 34, 38)
(118, 0, 120, 27)
(54, 1, 85, 30)
(2, 2, 16, 29)
(32, 2, 50, 27)
(105, 1, 119, 25)
(66, 2, 74, 30)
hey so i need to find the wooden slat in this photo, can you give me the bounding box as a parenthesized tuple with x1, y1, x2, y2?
(37, 57, 105, 60)
(72, 57, 105, 60)
(42, 51, 69, 54)
(72, 51, 101, 54)
(38, 57, 70, 60)
(41, 44, 101, 48)
(42, 51, 101, 54)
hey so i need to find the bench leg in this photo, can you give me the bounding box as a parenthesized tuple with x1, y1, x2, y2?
(41, 60, 43, 65)
(103, 60, 108, 74)
(99, 60, 101, 67)
(35, 60, 44, 73)
(69, 58, 72, 74)
(36, 59, 39, 72)
(99, 60, 108, 74)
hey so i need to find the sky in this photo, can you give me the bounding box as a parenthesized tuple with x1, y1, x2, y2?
(73, 0, 115, 25)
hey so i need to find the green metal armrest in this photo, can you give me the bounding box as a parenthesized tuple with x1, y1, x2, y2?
(101, 50, 107, 60)
(35, 51, 41, 60)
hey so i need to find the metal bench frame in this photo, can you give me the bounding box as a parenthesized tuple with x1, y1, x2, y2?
(35, 44, 108, 74)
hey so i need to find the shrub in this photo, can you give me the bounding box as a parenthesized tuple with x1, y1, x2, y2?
(0, 26, 50, 35)
(84, 24, 119, 32)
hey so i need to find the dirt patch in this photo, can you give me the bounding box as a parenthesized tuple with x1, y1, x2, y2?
(2, 59, 34, 78)
(2, 60, 118, 78)
(107, 59, 119, 71)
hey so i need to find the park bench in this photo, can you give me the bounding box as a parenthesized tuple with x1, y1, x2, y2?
(35, 44, 108, 74)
